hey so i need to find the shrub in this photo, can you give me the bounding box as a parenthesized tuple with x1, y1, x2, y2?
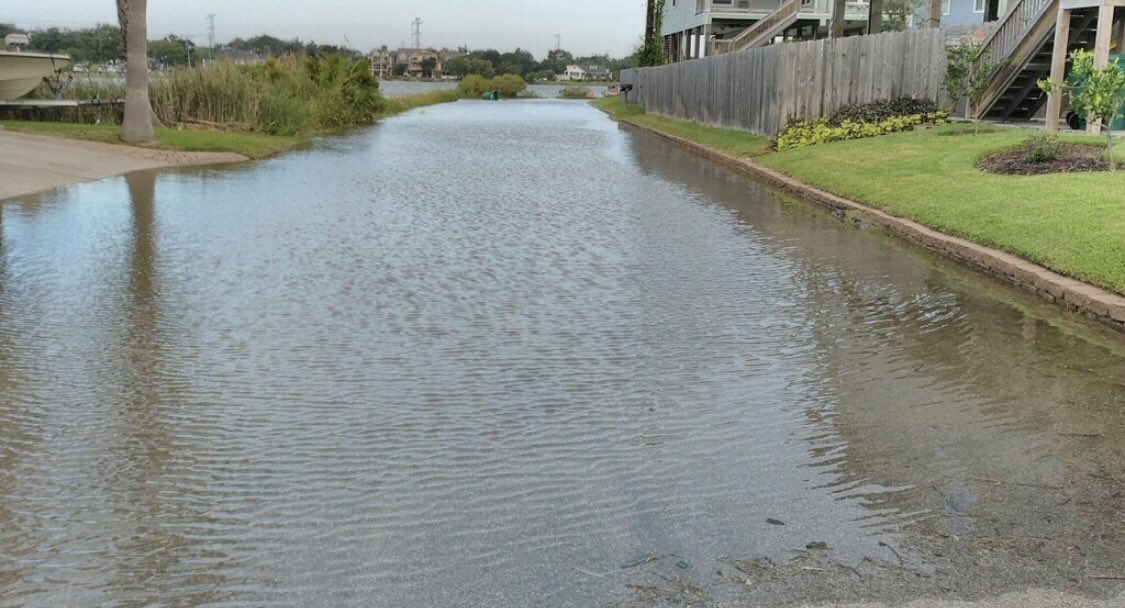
(457, 73, 528, 99)
(458, 74, 491, 98)
(492, 74, 527, 98)
(559, 85, 591, 99)
(1023, 134, 1062, 163)
(774, 111, 947, 150)
(828, 98, 939, 125)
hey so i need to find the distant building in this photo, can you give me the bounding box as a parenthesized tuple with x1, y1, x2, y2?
(369, 47, 395, 78)
(394, 47, 443, 79)
(558, 64, 612, 81)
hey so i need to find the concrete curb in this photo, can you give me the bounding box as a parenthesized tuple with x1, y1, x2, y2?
(606, 111, 1125, 333)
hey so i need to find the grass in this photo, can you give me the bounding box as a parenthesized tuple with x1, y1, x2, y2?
(0, 88, 462, 160)
(0, 120, 300, 159)
(595, 96, 770, 158)
(380, 89, 462, 115)
(594, 96, 1125, 295)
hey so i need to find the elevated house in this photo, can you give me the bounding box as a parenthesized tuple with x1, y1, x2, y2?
(659, 0, 1123, 131)
(662, 0, 873, 59)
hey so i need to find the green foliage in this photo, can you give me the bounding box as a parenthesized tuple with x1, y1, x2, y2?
(635, 0, 668, 67)
(380, 89, 462, 115)
(139, 56, 383, 136)
(1023, 134, 1062, 163)
(829, 98, 940, 125)
(943, 41, 993, 127)
(457, 74, 527, 98)
(775, 101, 948, 150)
(1039, 50, 1125, 170)
(444, 56, 496, 78)
(559, 85, 592, 99)
(457, 74, 492, 97)
(492, 74, 528, 97)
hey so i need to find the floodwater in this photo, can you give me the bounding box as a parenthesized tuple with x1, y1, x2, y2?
(379, 79, 608, 98)
(0, 100, 1122, 608)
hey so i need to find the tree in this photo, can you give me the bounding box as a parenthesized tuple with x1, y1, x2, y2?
(943, 41, 992, 134)
(882, 0, 920, 31)
(420, 56, 438, 79)
(444, 56, 495, 78)
(636, 0, 667, 67)
(1040, 50, 1125, 171)
(117, 0, 155, 143)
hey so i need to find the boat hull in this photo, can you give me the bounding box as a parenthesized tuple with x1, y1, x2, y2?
(0, 52, 71, 100)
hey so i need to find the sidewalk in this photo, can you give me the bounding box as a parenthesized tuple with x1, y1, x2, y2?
(0, 129, 246, 200)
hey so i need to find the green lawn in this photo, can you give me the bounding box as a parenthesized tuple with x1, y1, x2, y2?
(0, 120, 300, 159)
(594, 96, 1125, 295)
(595, 96, 771, 158)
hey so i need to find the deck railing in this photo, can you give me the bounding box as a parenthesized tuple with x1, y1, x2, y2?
(976, 0, 1055, 70)
(973, 0, 1058, 116)
(713, 0, 803, 53)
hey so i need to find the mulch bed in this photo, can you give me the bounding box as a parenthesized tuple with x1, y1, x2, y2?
(980, 143, 1110, 175)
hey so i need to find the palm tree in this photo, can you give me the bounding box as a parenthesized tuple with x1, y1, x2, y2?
(117, 0, 155, 143)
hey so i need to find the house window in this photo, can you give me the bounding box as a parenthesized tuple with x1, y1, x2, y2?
(697, 0, 707, 12)
(973, 0, 985, 12)
(942, 0, 950, 14)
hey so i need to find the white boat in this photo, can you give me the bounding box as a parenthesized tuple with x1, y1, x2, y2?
(0, 34, 71, 101)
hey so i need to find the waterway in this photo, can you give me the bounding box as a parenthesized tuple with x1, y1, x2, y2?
(379, 79, 609, 98)
(0, 100, 1122, 608)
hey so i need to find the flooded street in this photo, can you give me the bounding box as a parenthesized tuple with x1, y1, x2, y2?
(0, 100, 1122, 607)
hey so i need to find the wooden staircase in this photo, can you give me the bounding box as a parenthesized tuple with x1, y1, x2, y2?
(712, 0, 804, 54)
(975, 0, 1101, 120)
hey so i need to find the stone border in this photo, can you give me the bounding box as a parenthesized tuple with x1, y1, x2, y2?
(602, 110, 1125, 333)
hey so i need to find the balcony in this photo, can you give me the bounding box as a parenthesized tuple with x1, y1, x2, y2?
(704, 0, 870, 20)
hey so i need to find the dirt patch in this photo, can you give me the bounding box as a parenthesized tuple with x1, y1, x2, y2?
(980, 143, 1109, 175)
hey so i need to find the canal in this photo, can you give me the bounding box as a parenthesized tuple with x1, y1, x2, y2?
(0, 100, 1122, 607)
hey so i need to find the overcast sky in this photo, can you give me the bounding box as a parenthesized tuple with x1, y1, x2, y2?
(5, 0, 647, 58)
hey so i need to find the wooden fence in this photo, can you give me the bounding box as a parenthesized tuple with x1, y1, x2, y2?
(620, 27, 953, 136)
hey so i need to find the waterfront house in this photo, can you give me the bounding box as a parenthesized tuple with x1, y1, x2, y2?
(558, 64, 613, 81)
(395, 48, 443, 79)
(369, 47, 395, 78)
(661, 0, 872, 60)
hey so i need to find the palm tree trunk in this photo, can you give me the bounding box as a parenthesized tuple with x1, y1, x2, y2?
(119, 0, 155, 143)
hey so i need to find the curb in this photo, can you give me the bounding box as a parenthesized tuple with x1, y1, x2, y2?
(604, 109, 1125, 333)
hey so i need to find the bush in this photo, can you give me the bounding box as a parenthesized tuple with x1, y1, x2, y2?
(1023, 134, 1063, 163)
(458, 74, 491, 98)
(774, 112, 948, 150)
(828, 98, 940, 126)
(492, 74, 527, 98)
(559, 85, 591, 99)
(457, 73, 528, 99)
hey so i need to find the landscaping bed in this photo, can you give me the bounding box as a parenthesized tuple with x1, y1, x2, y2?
(980, 142, 1110, 175)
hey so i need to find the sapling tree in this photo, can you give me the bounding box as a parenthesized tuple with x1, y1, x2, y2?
(1039, 50, 1125, 171)
(944, 42, 993, 135)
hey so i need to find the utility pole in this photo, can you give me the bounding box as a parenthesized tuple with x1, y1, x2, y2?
(411, 18, 423, 49)
(206, 13, 215, 62)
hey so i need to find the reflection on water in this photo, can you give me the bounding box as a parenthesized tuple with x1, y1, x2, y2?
(0, 101, 1122, 608)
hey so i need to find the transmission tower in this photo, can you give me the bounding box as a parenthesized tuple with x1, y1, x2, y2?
(554, 34, 561, 51)
(411, 18, 423, 49)
(206, 13, 215, 62)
